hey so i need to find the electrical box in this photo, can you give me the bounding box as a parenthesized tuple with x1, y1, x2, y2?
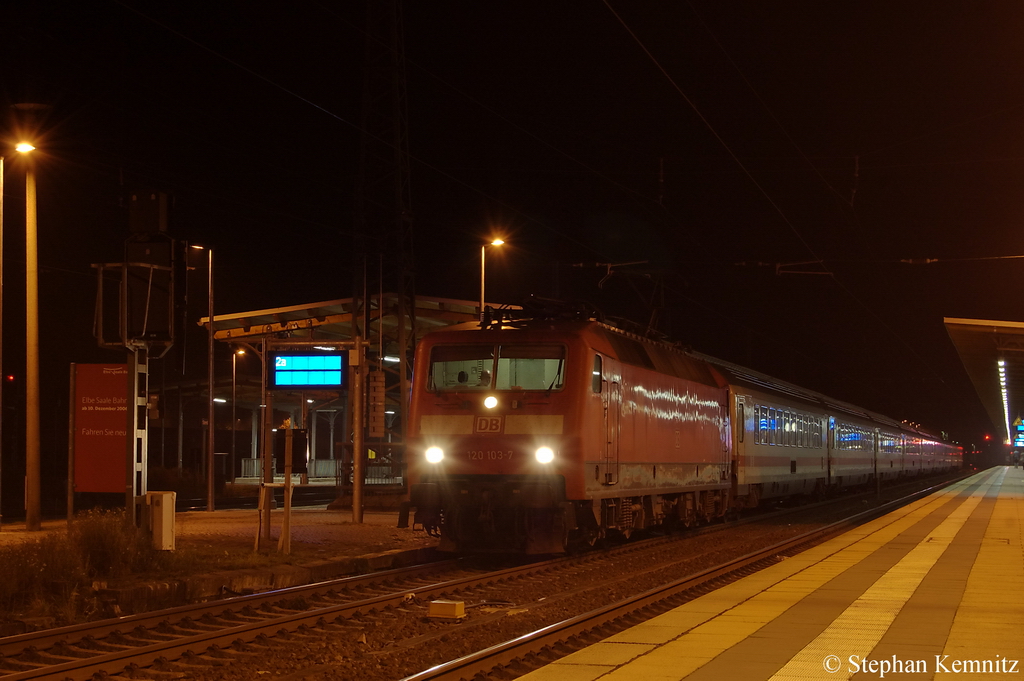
(146, 491, 176, 551)
(428, 600, 465, 619)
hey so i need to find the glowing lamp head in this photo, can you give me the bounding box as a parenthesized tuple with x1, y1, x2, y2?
(484, 395, 498, 409)
(15, 142, 35, 153)
(535, 447, 555, 464)
(425, 446, 444, 464)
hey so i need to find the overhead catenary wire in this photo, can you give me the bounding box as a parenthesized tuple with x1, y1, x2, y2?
(603, 0, 964, 403)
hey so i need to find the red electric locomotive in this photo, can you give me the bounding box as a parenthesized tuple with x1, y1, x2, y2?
(406, 306, 961, 554)
(407, 309, 734, 553)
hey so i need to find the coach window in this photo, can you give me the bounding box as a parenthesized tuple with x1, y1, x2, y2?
(592, 355, 603, 393)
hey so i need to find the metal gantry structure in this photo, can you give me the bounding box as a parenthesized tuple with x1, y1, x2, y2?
(354, 0, 416, 460)
(93, 224, 177, 519)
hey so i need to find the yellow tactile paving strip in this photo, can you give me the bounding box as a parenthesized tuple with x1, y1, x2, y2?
(939, 468, 1024, 671)
(767, 475, 993, 680)
(519, 468, 1014, 681)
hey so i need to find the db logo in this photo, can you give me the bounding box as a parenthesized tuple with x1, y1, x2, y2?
(475, 416, 503, 433)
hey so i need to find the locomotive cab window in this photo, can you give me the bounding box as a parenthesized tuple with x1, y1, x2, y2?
(496, 344, 566, 391)
(428, 345, 495, 390)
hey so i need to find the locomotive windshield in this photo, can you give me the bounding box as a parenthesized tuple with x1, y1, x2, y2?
(429, 345, 493, 390)
(428, 343, 566, 391)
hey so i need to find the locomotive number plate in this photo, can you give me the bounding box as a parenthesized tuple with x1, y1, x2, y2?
(468, 450, 514, 461)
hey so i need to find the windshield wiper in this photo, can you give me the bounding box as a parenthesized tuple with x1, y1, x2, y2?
(545, 358, 564, 396)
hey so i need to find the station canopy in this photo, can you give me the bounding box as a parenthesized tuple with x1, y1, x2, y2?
(201, 294, 492, 344)
(944, 317, 1024, 445)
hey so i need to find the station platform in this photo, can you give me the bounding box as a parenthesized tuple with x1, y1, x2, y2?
(0, 507, 429, 554)
(0, 506, 438, 618)
(523, 466, 1022, 681)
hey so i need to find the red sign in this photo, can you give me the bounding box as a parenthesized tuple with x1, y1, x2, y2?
(73, 364, 129, 493)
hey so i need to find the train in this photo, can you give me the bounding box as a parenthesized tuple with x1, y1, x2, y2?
(405, 302, 962, 553)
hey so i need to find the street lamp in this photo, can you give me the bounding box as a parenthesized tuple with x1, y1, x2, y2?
(19, 143, 40, 531)
(231, 348, 245, 484)
(0, 154, 4, 530)
(191, 244, 215, 511)
(480, 238, 505, 321)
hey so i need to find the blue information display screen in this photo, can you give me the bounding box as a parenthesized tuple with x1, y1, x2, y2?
(270, 352, 345, 389)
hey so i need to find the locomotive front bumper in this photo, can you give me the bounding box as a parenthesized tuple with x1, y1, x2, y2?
(411, 474, 570, 553)
(412, 474, 565, 509)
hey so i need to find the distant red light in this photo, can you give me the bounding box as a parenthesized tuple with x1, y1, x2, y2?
(4, 375, 13, 382)
(984, 434, 991, 441)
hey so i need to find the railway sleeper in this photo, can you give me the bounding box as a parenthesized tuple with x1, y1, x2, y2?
(0, 659, 45, 672)
(19, 650, 77, 665)
(179, 650, 230, 666)
(124, 667, 186, 680)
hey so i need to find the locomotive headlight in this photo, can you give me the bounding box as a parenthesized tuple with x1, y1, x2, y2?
(484, 395, 498, 409)
(535, 446, 555, 464)
(425, 446, 445, 464)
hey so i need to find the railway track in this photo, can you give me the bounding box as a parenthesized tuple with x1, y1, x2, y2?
(0, 473, 966, 680)
(401, 475, 971, 681)
(0, 528, 698, 680)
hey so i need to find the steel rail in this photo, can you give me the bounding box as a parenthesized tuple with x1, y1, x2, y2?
(0, 529, 683, 677)
(0, 547, 638, 680)
(0, 558, 462, 659)
(0, 562, 529, 681)
(0, 525, 761, 680)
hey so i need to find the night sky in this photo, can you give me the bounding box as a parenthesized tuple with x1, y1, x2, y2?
(1, 1, 1020, 510)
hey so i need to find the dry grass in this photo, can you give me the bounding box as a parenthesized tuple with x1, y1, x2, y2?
(0, 507, 434, 626)
(0, 509, 367, 625)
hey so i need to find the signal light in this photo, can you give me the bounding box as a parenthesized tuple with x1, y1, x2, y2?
(5, 375, 14, 382)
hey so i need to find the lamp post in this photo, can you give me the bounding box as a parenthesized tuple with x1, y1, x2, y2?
(0, 154, 4, 530)
(232, 348, 245, 484)
(479, 238, 504, 320)
(192, 244, 215, 511)
(18, 143, 40, 531)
